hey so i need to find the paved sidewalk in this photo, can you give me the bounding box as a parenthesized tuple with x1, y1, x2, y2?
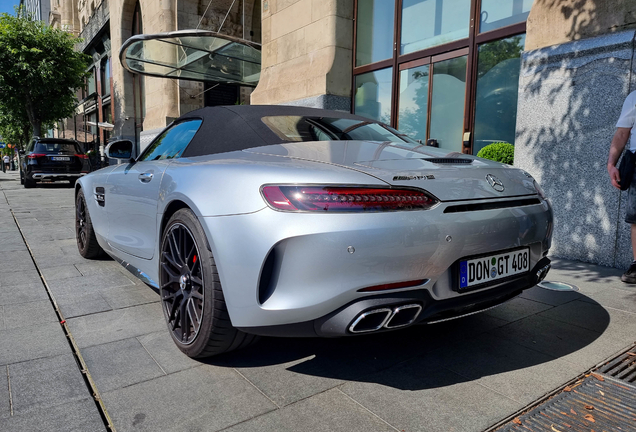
(0, 169, 635, 432)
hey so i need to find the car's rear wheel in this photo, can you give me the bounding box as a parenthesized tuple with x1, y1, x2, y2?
(19, 169, 24, 185)
(23, 175, 35, 188)
(75, 189, 104, 258)
(160, 209, 256, 358)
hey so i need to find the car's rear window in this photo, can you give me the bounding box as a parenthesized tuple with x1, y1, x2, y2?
(34, 142, 80, 154)
(261, 116, 418, 144)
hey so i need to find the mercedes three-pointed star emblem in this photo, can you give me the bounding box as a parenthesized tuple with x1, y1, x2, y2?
(486, 174, 505, 192)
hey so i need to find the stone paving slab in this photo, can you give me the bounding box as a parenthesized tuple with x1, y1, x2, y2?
(8, 353, 92, 416)
(340, 359, 524, 432)
(67, 302, 166, 349)
(0, 399, 106, 432)
(2, 299, 59, 330)
(222, 388, 396, 432)
(82, 338, 165, 393)
(101, 366, 277, 432)
(0, 322, 70, 366)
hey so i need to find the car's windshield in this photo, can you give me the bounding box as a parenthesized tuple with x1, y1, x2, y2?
(33, 142, 80, 154)
(262, 116, 419, 145)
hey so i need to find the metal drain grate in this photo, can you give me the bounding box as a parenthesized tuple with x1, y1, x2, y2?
(598, 346, 636, 384)
(498, 375, 636, 431)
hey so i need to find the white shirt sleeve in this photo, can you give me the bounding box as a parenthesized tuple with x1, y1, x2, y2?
(617, 93, 636, 129)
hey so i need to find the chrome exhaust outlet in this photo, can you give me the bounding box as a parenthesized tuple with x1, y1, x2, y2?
(536, 263, 551, 283)
(384, 304, 422, 329)
(349, 308, 393, 333)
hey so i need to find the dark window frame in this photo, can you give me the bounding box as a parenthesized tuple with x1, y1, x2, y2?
(352, 0, 528, 154)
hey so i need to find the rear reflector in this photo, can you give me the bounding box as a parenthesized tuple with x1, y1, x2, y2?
(75, 154, 89, 159)
(358, 279, 428, 292)
(261, 186, 438, 212)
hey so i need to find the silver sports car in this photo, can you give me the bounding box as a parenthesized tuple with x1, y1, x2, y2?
(75, 105, 553, 358)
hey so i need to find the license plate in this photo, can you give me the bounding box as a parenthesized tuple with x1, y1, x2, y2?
(459, 248, 530, 289)
(51, 156, 70, 161)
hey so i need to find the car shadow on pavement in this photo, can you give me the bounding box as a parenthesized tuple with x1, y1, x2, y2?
(207, 291, 610, 392)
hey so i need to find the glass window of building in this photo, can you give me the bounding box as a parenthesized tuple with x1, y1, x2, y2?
(429, 55, 467, 152)
(353, 0, 531, 156)
(473, 34, 525, 154)
(356, 0, 395, 66)
(480, 0, 534, 33)
(354, 68, 393, 123)
(398, 64, 429, 141)
(401, 0, 471, 54)
(101, 58, 111, 97)
(87, 70, 96, 96)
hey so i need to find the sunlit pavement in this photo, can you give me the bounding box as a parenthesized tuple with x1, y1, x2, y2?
(0, 170, 634, 432)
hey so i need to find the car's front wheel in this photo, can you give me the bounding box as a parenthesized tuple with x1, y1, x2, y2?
(160, 209, 256, 358)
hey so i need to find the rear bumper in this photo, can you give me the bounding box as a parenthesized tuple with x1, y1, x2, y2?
(200, 196, 553, 329)
(238, 257, 551, 337)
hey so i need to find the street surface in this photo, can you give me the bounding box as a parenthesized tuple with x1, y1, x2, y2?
(0, 169, 635, 432)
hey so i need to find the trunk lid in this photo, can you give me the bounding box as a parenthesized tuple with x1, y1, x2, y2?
(243, 141, 538, 201)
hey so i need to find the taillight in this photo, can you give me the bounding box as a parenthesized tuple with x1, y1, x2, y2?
(27, 153, 46, 159)
(75, 154, 89, 159)
(261, 186, 438, 212)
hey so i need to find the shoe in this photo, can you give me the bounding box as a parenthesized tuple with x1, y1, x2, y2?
(621, 262, 636, 283)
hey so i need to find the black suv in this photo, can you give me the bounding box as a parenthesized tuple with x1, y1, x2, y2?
(19, 138, 90, 188)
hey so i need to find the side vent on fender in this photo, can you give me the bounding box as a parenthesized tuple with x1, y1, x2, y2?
(95, 187, 105, 207)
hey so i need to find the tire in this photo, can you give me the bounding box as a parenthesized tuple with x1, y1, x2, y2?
(24, 175, 35, 188)
(159, 208, 257, 358)
(75, 189, 104, 259)
(19, 169, 24, 185)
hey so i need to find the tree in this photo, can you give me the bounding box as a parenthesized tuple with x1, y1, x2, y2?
(0, 106, 32, 150)
(0, 11, 91, 138)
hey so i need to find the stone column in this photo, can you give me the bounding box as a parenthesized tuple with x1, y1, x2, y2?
(525, 0, 636, 51)
(515, 30, 636, 268)
(251, 0, 353, 111)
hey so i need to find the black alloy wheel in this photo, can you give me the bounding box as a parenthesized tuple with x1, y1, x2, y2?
(75, 189, 103, 258)
(159, 209, 257, 358)
(160, 222, 205, 345)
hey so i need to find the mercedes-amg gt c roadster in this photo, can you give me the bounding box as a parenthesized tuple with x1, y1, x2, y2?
(75, 105, 553, 358)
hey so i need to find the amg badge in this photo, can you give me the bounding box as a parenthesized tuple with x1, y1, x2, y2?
(393, 175, 435, 181)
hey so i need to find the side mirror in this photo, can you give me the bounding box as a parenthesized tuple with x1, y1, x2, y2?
(18, 150, 25, 155)
(105, 140, 134, 161)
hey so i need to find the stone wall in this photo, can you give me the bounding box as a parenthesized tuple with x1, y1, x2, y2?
(515, 30, 636, 268)
(251, 0, 353, 110)
(526, 0, 636, 51)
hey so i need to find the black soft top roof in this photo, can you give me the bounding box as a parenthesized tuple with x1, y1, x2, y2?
(180, 105, 373, 158)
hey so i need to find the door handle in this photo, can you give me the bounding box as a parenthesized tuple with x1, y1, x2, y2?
(138, 172, 153, 183)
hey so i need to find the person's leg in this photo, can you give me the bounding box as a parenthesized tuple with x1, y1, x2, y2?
(623, 179, 636, 282)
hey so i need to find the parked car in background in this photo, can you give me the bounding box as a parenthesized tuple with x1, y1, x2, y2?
(19, 138, 90, 188)
(75, 105, 553, 358)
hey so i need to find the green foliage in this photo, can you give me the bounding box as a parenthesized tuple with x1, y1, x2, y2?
(0, 107, 31, 150)
(476, 36, 523, 79)
(0, 11, 91, 138)
(476, 142, 515, 165)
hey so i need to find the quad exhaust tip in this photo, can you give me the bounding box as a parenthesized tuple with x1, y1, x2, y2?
(536, 263, 551, 283)
(349, 304, 422, 334)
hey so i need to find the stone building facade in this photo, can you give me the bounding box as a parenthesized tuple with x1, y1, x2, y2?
(55, 0, 260, 154)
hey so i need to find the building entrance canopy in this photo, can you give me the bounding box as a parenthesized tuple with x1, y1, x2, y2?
(119, 30, 261, 86)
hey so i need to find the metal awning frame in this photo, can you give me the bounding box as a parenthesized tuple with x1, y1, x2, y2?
(119, 30, 262, 86)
